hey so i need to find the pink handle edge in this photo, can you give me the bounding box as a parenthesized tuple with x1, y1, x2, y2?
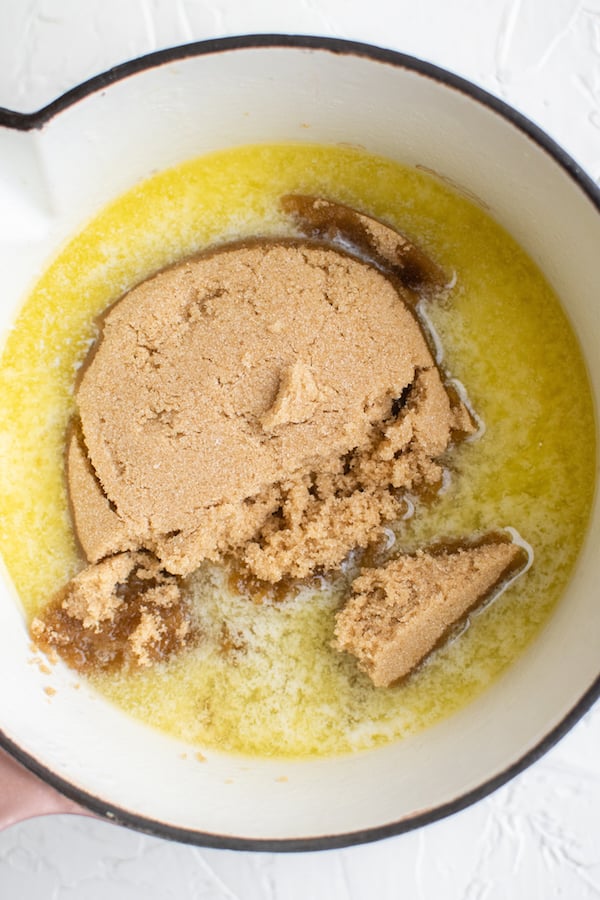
(0, 744, 95, 830)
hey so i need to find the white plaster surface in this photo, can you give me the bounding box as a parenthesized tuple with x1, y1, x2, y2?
(0, 0, 599, 896)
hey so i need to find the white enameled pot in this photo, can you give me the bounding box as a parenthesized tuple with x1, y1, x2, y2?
(0, 36, 598, 851)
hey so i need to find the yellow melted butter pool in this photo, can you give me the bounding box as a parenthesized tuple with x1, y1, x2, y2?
(0, 143, 595, 757)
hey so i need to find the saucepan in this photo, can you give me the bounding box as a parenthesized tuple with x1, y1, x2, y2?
(0, 35, 598, 850)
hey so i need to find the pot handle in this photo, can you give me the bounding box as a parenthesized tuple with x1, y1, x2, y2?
(0, 745, 93, 830)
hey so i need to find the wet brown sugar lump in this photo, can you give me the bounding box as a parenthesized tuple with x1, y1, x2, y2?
(31, 552, 191, 672)
(281, 195, 449, 295)
(72, 240, 471, 581)
(333, 541, 525, 687)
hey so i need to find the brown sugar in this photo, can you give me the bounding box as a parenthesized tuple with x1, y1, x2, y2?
(72, 236, 473, 582)
(66, 425, 137, 563)
(281, 195, 449, 295)
(333, 538, 528, 687)
(36, 197, 487, 676)
(31, 552, 192, 673)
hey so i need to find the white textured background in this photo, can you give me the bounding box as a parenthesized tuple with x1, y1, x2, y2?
(0, 0, 599, 897)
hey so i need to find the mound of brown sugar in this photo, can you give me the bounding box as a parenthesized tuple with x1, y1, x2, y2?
(334, 538, 527, 687)
(71, 238, 472, 583)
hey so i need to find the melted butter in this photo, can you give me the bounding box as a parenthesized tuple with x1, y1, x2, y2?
(0, 143, 595, 757)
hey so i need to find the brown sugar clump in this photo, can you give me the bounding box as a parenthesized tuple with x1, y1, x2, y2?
(71, 237, 472, 582)
(334, 538, 527, 687)
(281, 194, 449, 295)
(31, 552, 192, 673)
